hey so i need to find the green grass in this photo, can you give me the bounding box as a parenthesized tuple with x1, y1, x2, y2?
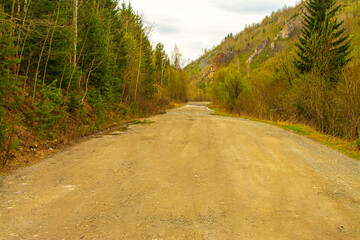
(251, 44, 272, 69)
(209, 105, 360, 161)
(283, 125, 311, 136)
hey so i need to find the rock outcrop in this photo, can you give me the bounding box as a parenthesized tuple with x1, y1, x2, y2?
(246, 38, 270, 66)
(246, 12, 304, 70)
(208, 51, 236, 78)
(201, 51, 237, 82)
(270, 42, 276, 50)
(275, 13, 303, 40)
(198, 51, 218, 71)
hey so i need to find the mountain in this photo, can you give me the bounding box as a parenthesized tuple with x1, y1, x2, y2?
(186, 0, 360, 142)
(186, 0, 359, 99)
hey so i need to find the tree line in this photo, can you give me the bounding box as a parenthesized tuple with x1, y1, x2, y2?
(0, 0, 188, 166)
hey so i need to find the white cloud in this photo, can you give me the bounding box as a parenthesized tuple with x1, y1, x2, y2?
(129, 0, 299, 61)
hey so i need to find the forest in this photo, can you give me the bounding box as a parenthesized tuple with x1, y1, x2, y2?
(188, 0, 360, 149)
(2, 0, 360, 168)
(0, 0, 188, 167)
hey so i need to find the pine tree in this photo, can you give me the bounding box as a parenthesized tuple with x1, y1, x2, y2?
(294, 0, 351, 83)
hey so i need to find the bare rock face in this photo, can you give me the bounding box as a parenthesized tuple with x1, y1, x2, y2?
(275, 13, 303, 40)
(203, 51, 237, 81)
(198, 50, 218, 71)
(270, 42, 276, 50)
(246, 38, 270, 66)
(246, 10, 304, 73)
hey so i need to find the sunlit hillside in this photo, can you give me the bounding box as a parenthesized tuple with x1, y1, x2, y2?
(186, 0, 360, 143)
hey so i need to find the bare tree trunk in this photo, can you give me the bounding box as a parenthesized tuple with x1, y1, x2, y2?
(15, 24, 30, 84)
(16, 0, 30, 53)
(76, 28, 89, 89)
(73, 0, 78, 69)
(67, 67, 75, 95)
(42, 0, 60, 88)
(23, 0, 30, 21)
(10, 0, 16, 37)
(81, 59, 95, 102)
(160, 57, 164, 87)
(66, 0, 77, 96)
(134, 32, 142, 103)
(121, 80, 127, 103)
(59, 57, 68, 92)
(77, 28, 89, 67)
(32, 28, 50, 104)
(81, 58, 105, 102)
(157, 57, 164, 102)
(15, 0, 31, 81)
(16, 0, 20, 14)
(24, 51, 32, 89)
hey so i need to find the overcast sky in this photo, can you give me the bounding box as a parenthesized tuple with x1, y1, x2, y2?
(128, 0, 299, 62)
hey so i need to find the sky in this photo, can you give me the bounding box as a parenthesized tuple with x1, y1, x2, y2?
(129, 0, 300, 63)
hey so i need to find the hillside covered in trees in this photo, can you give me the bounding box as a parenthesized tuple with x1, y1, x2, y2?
(187, 0, 360, 147)
(0, 0, 188, 167)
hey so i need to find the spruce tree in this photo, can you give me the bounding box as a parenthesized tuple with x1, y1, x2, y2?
(294, 0, 351, 83)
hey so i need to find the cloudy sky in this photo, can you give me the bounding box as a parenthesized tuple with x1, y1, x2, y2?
(129, 0, 299, 62)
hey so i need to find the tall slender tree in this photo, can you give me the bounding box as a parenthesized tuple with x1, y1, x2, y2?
(294, 0, 351, 83)
(73, 0, 78, 69)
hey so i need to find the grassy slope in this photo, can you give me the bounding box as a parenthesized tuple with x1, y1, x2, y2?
(186, 46, 220, 82)
(187, 0, 359, 82)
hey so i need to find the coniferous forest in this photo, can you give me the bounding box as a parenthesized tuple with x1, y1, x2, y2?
(0, 0, 188, 166)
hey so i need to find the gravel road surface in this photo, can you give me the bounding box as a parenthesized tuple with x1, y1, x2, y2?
(1, 103, 359, 239)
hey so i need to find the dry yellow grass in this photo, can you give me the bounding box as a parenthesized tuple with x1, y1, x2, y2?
(210, 106, 360, 161)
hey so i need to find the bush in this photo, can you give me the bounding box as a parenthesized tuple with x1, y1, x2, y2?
(212, 67, 250, 110)
(29, 81, 65, 137)
(67, 91, 84, 114)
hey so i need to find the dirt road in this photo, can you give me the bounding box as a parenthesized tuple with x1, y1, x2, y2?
(1, 103, 359, 239)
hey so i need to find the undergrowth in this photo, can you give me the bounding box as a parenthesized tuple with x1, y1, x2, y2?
(131, 119, 155, 125)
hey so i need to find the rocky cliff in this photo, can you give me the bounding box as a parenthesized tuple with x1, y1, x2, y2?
(208, 51, 237, 78)
(201, 51, 238, 82)
(246, 12, 303, 68)
(246, 38, 270, 66)
(275, 13, 303, 40)
(186, 2, 307, 84)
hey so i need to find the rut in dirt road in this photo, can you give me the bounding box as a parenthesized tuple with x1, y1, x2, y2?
(1, 103, 359, 240)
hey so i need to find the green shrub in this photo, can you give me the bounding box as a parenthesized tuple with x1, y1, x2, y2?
(29, 81, 65, 137)
(10, 136, 21, 151)
(132, 119, 154, 125)
(212, 67, 250, 110)
(67, 91, 84, 114)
